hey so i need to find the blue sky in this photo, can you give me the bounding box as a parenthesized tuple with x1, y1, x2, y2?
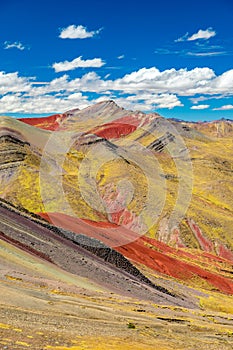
(0, 0, 232, 121)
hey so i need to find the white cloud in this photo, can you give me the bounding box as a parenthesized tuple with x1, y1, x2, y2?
(0, 71, 31, 94)
(213, 104, 233, 110)
(190, 96, 208, 104)
(188, 28, 216, 41)
(36, 67, 233, 100)
(112, 93, 183, 111)
(24, 67, 233, 99)
(0, 91, 90, 114)
(187, 51, 226, 57)
(175, 32, 189, 42)
(52, 56, 105, 72)
(59, 24, 101, 39)
(155, 44, 226, 57)
(1, 66, 233, 114)
(212, 69, 233, 92)
(190, 95, 226, 104)
(190, 104, 210, 110)
(117, 55, 125, 59)
(176, 28, 216, 42)
(4, 41, 26, 50)
(111, 67, 216, 96)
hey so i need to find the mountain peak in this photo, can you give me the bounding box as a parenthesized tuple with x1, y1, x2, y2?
(63, 100, 124, 121)
(96, 99, 121, 107)
(61, 100, 131, 132)
(79, 99, 125, 114)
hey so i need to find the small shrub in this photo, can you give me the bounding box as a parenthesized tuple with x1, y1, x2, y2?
(127, 322, 136, 329)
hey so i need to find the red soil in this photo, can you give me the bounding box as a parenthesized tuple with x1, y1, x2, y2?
(111, 115, 143, 127)
(169, 227, 186, 248)
(18, 113, 140, 136)
(112, 114, 153, 127)
(89, 122, 137, 139)
(186, 219, 233, 262)
(38, 212, 140, 247)
(187, 219, 213, 252)
(18, 114, 67, 131)
(118, 238, 233, 295)
(37, 212, 233, 295)
(216, 242, 233, 262)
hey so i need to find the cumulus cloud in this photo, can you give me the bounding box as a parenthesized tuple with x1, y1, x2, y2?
(32, 67, 233, 99)
(211, 69, 233, 92)
(111, 67, 216, 96)
(0, 71, 32, 94)
(188, 28, 216, 41)
(59, 24, 101, 39)
(112, 92, 183, 110)
(1, 66, 233, 114)
(4, 41, 26, 50)
(52, 56, 105, 72)
(176, 28, 216, 42)
(0, 91, 90, 114)
(213, 104, 233, 110)
(190, 104, 210, 110)
(117, 55, 125, 59)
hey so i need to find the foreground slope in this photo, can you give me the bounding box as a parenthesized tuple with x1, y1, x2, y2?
(0, 201, 233, 350)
